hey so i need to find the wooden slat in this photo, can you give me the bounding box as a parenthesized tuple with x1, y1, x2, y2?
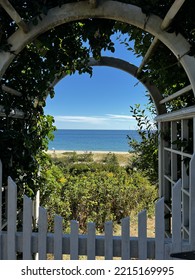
(54, 215, 63, 260)
(136, 37, 159, 76)
(7, 176, 17, 260)
(155, 105, 195, 122)
(105, 221, 113, 260)
(164, 147, 192, 159)
(0, 0, 29, 33)
(23, 195, 32, 260)
(155, 198, 165, 259)
(121, 217, 130, 260)
(38, 207, 47, 260)
(161, 0, 186, 30)
(1, 84, 22, 96)
(0, 105, 25, 118)
(160, 85, 192, 104)
(70, 220, 79, 260)
(0, 160, 2, 259)
(136, 0, 186, 75)
(189, 154, 195, 249)
(172, 179, 182, 254)
(87, 222, 96, 260)
(138, 210, 147, 259)
(0, 160, 2, 231)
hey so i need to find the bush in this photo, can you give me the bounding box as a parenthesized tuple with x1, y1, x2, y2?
(41, 158, 157, 233)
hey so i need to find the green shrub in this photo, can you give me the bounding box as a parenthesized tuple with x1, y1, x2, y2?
(41, 159, 157, 233)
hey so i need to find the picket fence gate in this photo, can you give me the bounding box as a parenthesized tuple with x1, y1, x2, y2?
(0, 162, 192, 260)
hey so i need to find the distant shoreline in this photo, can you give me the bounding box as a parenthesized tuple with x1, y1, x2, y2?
(47, 150, 130, 155)
(46, 150, 132, 166)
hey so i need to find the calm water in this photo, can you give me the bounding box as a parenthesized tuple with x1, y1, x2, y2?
(48, 129, 141, 152)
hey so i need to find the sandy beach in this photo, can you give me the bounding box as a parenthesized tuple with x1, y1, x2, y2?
(46, 150, 132, 166)
(47, 149, 129, 155)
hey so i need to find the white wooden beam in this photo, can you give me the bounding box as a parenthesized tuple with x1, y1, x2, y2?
(161, 0, 186, 31)
(160, 84, 192, 104)
(136, 37, 159, 75)
(0, 0, 29, 33)
(1, 84, 22, 96)
(0, 105, 24, 118)
(155, 105, 195, 122)
(136, 0, 186, 75)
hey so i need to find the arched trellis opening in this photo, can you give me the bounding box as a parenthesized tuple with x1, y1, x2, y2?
(49, 56, 166, 115)
(0, 0, 195, 257)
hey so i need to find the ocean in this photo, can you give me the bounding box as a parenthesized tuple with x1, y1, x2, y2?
(48, 129, 141, 152)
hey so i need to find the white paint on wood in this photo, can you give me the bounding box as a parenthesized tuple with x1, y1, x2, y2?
(138, 210, 147, 259)
(54, 215, 63, 260)
(156, 106, 195, 122)
(87, 222, 96, 260)
(160, 85, 192, 104)
(23, 195, 32, 260)
(0, 160, 2, 231)
(1, 166, 195, 259)
(171, 179, 182, 253)
(38, 207, 47, 260)
(121, 217, 130, 260)
(7, 176, 17, 260)
(189, 154, 195, 249)
(105, 221, 113, 260)
(70, 220, 79, 260)
(155, 198, 165, 260)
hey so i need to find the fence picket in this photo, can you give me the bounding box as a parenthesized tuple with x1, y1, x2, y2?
(189, 154, 195, 249)
(54, 215, 63, 260)
(70, 220, 79, 260)
(1, 161, 192, 260)
(121, 217, 130, 259)
(138, 210, 147, 259)
(172, 179, 182, 254)
(23, 195, 33, 260)
(0, 160, 2, 231)
(155, 197, 165, 259)
(0, 160, 2, 259)
(105, 221, 113, 260)
(38, 207, 47, 260)
(87, 222, 96, 260)
(7, 176, 17, 260)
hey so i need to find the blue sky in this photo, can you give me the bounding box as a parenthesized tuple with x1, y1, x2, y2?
(44, 34, 150, 130)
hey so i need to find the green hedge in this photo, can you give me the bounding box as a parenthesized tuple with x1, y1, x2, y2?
(41, 155, 157, 233)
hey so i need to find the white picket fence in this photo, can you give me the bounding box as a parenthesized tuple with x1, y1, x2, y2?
(0, 162, 192, 260)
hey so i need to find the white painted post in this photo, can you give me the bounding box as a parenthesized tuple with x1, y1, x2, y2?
(189, 153, 195, 249)
(121, 217, 130, 260)
(38, 207, 47, 260)
(0, 160, 2, 231)
(87, 222, 96, 260)
(171, 179, 182, 254)
(0, 160, 2, 259)
(70, 220, 79, 260)
(7, 176, 17, 260)
(23, 195, 32, 260)
(54, 215, 63, 260)
(138, 210, 147, 259)
(155, 198, 165, 260)
(105, 221, 113, 260)
(33, 190, 40, 228)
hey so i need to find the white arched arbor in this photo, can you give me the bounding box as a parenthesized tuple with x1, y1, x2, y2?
(50, 56, 166, 115)
(0, 1, 195, 91)
(1, 0, 195, 247)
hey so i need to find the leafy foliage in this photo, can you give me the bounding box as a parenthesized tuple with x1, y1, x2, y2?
(127, 103, 159, 185)
(41, 154, 157, 232)
(0, 0, 195, 199)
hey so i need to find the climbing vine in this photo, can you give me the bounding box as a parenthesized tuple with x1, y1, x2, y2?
(0, 0, 194, 196)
